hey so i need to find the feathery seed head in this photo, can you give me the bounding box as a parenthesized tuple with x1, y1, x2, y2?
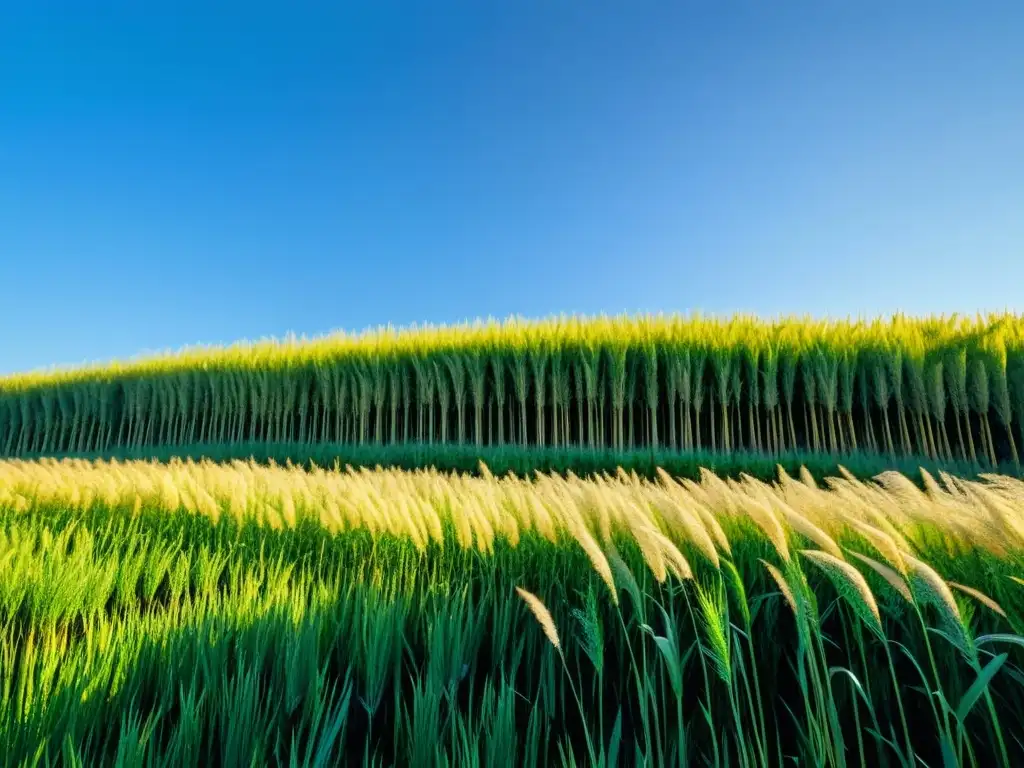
(801, 549, 883, 636)
(761, 559, 799, 616)
(515, 587, 560, 650)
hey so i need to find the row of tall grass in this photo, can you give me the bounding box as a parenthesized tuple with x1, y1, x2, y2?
(2, 313, 1024, 468)
(1, 458, 1022, 766)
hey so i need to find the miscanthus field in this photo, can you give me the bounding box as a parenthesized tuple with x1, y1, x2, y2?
(2, 314, 1024, 767)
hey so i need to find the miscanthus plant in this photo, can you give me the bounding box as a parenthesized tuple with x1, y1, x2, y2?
(3, 313, 1024, 471)
(0, 458, 1023, 766)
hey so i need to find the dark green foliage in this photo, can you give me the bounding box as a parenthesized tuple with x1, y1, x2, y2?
(16, 439, 1011, 485)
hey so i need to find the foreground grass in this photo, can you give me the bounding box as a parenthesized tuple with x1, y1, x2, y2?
(1, 459, 1023, 766)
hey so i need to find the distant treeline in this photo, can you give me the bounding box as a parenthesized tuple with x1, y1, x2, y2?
(2, 313, 1023, 469)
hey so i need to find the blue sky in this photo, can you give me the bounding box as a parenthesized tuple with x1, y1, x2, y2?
(2, 2, 1023, 375)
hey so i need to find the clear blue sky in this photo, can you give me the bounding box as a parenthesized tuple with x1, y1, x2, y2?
(2, 2, 1023, 375)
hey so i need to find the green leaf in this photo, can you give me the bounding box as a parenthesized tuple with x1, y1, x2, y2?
(940, 735, 958, 768)
(829, 666, 871, 710)
(955, 653, 1007, 723)
(649, 634, 681, 696)
(607, 708, 623, 768)
(975, 633, 1024, 651)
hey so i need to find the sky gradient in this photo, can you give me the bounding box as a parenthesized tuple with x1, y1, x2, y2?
(2, 2, 1023, 375)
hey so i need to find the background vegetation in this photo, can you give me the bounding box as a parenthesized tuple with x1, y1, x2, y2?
(3, 313, 1024, 470)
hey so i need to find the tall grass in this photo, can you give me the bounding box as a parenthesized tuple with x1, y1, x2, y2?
(1, 458, 1022, 765)
(3, 313, 1024, 469)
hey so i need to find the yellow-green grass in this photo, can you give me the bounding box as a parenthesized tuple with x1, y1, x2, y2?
(1, 457, 1023, 765)
(2, 312, 1024, 470)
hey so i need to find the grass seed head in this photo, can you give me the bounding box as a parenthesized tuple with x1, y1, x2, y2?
(948, 582, 1007, 619)
(904, 554, 961, 623)
(744, 497, 790, 562)
(653, 492, 719, 568)
(776, 501, 842, 559)
(800, 549, 883, 637)
(695, 583, 732, 683)
(760, 559, 798, 615)
(847, 550, 912, 604)
(515, 587, 560, 651)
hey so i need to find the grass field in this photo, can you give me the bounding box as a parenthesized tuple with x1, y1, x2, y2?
(4, 313, 1024, 469)
(1, 458, 1022, 766)
(3, 312, 1023, 766)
